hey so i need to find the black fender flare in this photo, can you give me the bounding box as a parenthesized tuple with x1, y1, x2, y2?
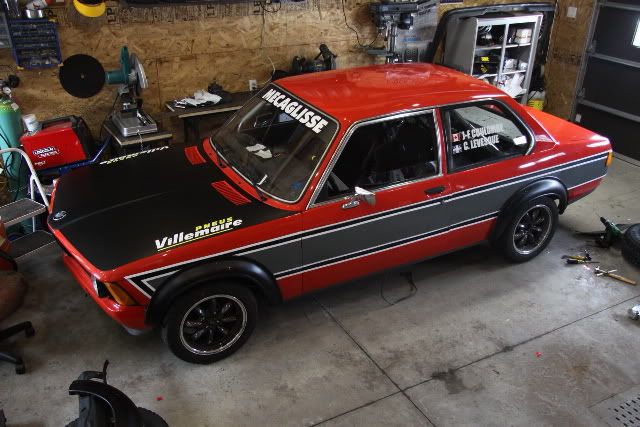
(145, 257, 281, 326)
(68, 380, 142, 427)
(490, 177, 567, 242)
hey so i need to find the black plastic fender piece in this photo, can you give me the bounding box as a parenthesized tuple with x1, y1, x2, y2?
(491, 178, 567, 242)
(145, 257, 281, 325)
(68, 380, 142, 427)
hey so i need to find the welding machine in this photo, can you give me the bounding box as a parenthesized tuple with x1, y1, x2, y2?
(20, 116, 95, 173)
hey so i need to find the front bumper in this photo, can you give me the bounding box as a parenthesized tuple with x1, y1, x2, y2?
(63, 254, 149, 331)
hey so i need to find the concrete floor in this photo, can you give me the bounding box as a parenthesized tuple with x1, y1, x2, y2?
(1, 158, 640, 426)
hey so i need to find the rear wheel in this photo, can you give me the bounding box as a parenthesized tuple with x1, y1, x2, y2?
(498, 197, 558, 262)
(161, 283, 257, 364)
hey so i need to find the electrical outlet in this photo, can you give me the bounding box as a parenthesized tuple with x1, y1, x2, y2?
(567, 6, 577, 19)
(249, 79, 258, 91)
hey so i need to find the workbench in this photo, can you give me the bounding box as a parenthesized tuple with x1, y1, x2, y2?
(102, 121, 173, 154)
(164, 91, 255, 144)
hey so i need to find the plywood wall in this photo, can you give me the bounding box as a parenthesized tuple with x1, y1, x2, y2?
(0, 0, 595, 142)
(0, 0, 380, 140)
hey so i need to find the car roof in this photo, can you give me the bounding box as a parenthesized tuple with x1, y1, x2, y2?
(276, 63, 508, 127)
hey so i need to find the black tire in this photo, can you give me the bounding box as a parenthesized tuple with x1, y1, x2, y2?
(622, 224, 640, 268)
(161, 283, 257, 364)
(497, 197, 558, 263)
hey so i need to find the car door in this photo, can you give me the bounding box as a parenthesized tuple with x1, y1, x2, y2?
(299, 109, 453, 293)
(438, 99, 535, 235)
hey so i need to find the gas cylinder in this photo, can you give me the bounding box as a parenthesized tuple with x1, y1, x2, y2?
(0, 94, 26, 200)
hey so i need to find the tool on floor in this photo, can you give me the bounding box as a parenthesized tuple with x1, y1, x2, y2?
(596, 216, 623, 248)
(594, 267, 637, 286)
(629, 304, 640, 320)
(562, 249, 594, 262)
(577, 217, 626, 248)
(566, 259, 599, 265)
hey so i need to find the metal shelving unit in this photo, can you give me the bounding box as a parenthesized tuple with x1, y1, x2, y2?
(442, 14, 542, 104)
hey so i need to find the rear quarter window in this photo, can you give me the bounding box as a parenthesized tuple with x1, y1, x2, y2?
(442, 101, 531, 172)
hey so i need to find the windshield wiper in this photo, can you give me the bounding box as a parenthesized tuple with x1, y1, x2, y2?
(209, 137, 228, 168)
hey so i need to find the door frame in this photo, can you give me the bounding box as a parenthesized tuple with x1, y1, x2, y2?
(306, 107, 446, 209)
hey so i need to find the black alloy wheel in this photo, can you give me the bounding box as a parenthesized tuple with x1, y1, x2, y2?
(180, 294, 247, 355)
(513, 204, 553, 255)
(498, 197, 558, 262)
(162, 283, 257, 364)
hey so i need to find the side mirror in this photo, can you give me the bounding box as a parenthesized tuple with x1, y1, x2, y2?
(355, 186, 376, 206)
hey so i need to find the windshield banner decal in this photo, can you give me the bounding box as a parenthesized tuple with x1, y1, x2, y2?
(262, 88, 329, 134)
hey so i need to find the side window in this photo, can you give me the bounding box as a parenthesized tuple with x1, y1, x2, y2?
(316, 112, 439, 203)
(442, 102, 530, 172)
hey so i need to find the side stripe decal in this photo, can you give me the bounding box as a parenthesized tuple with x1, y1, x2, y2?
(125, 151, 609, 296)
(275, 211, 499, 278)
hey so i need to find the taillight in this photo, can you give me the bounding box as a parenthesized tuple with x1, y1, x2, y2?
(103, 282, 137, 306)
(606, 151, 613, 167)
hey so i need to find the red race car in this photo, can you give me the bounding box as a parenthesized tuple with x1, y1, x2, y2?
(48, 64, 612, 363)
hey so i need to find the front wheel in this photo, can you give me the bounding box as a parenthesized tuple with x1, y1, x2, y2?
(161, 283, 257, 364)
(497, 197, 558, 263)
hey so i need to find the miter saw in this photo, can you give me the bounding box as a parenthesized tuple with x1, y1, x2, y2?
(105, 46, 157, 137)
(58, 46, 157, 137)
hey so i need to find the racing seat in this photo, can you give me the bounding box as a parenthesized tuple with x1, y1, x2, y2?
(0, 321, 35, 374)
(367, 120, 437, 186)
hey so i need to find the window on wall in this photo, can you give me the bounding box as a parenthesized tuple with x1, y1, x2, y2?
(316, 112, 439, 203)
(442, 101, 530, 172)
(634, 18, 640, 48)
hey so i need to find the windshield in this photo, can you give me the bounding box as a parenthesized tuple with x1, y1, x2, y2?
(212, 85, 338, 203)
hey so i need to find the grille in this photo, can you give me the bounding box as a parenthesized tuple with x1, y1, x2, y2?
(591, 385, 640, 427)
(211, 181, 251, 205)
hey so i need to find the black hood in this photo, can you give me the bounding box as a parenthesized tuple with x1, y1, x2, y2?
(48, 145, 292, 271)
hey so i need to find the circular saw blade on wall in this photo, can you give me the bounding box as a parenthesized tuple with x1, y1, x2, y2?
(59, 54, 106, 98)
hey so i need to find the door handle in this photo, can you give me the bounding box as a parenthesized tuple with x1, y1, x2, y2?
(424, 185, 445, 195)
(342, 199, 360, 209)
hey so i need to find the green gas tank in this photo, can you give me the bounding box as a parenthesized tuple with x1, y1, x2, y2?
(0, 96, 27, 199)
